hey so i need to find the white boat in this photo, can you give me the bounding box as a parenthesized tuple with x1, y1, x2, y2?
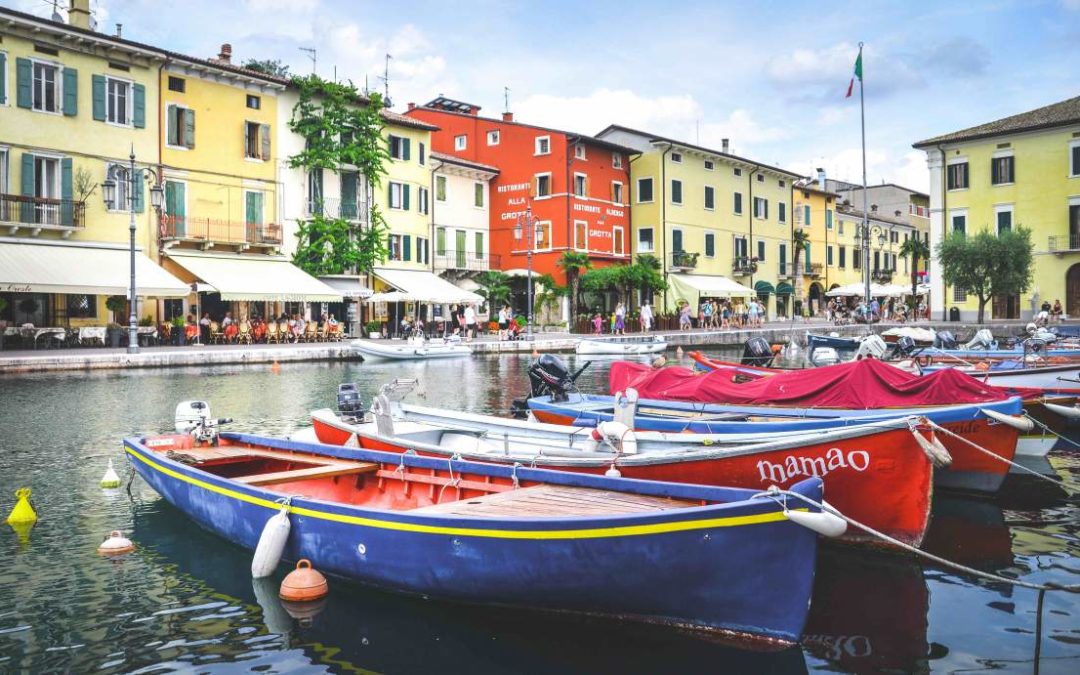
(575, 335, 667, 355)
(350, 336, 471, 361)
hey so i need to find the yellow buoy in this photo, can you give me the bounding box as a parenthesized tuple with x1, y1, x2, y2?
(6, 488, 37, 526)
(100, 459, 121, 489)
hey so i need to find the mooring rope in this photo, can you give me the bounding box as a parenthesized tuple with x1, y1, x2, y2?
(759, 486, 1080, 593)
(1024, 412, 1080, 451)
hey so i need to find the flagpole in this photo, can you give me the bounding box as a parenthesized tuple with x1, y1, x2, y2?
(859, 42, 870, 311)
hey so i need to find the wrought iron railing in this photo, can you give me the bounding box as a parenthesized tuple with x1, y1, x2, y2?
(306, 197, 368, 222)
(670, 250, 698, 270)
(162, 216, 282, 246)
(434, 251, 500, 272)
(1048, 234, 1080, 253)
(0, 194, 85, 229)
(732, 256, 757, 275)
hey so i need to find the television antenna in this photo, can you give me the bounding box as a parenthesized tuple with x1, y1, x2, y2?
(299, 47, 317, 74)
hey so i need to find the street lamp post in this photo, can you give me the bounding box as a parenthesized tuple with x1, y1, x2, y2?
(858, 224, 889, 305)
(514, 205, 538, 340)
(102, 147, 163, 354)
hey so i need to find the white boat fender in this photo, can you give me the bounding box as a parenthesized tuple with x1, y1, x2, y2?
(100, 459, 121, 489)
(605, 465, 622, 478)
(981, 408, 1035, 432)
(596, 420, 638, 455)
(252, 501, 292, 578)
(784, 503, 847, 538)
(910, 427, 953, 468)
(1044, 402, 1080, 421)
(613, 388, 639, 428)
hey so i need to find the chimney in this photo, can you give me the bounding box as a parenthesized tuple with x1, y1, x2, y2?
(68, 0, 91, 30)
(115, 23, 122, 38)
(217, 43, 232, 64)
(816, 167, 826, 190)
(721, 138, 730, 153)
(502, 112, 514, 122)
(407, 102, 416, 111)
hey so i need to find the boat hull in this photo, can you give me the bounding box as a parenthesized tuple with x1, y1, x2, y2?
(576, 338, 667, 356)
(351, 339, 471, 360)
(529, 394, 1021, 494)
(124, 434, 820, 646)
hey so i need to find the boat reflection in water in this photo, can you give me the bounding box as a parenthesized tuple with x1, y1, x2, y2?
(133, 500, 809, 675)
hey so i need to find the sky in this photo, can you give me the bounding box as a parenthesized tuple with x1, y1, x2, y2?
(9, 0, 1080, 192)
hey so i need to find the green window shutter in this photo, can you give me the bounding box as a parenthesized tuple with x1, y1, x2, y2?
(133, 83, 146, 128)
(804, 205, 811, 225)
(475, 232, 483, 259)
(436, 228, 446, 255)
(60, 158, 74, 226)
(166, 107, 178, 145)
(62, 67, 78, 116)
(419, 142, 425, 165)
(403, 138, 411, 161)
(16, 57, 32, 109)
(183, 108, 196, 148)
(246, 191, 263, 224)
(403, 234, 412, 261)
(0, 53, 6, 105)
(92, 75, 106, 121)
(133, 168, 145, 213)
(340, 172, 357, 219)
(403, 184, 411, 211)
(260, 124, 271, 160)
(20, 153, 34, 223)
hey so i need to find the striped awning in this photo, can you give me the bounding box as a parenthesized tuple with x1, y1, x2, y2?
(776, 282, 794, 296)
(754, 280, 775, 295)
(167, 251, 342, 302)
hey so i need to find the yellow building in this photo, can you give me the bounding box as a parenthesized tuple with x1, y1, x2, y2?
(596, 126, 800, 318)
(791, 178, 839, 314)
(915, 95, 1080, 321)
(0, 3, 188, 340)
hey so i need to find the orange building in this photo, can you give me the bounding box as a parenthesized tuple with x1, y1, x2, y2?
(406, 98, 636, 287)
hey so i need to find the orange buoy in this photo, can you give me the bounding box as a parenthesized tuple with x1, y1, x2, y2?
(531, 348, 540, 358)
(281, 597, 327, 625)
(279, 559, 328, 601)
(97, 530, 135, 555)
(271, 360, 281, 373)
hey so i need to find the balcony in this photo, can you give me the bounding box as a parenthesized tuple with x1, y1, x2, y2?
(732, 256, 758, 276)
(306, 197, 368, 223)
(434, 251, 500, 273)
(161, 215, 282, 251)
(0, 194, 85, 237)
(670, 250, 699, 271)
(778, 266, 794, 279)
(808, 262, 824, 278)
(872, 269, 893, 283)
(1049, 234, 1080, 254)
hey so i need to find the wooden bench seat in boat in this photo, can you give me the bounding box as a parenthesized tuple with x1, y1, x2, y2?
(166, 445, 377, 486)
(234, 462, 378, 486)
(411, 484, 699, 518)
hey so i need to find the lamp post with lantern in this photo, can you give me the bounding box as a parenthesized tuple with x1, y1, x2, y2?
(513, 205, 539, 340)
(856, 223, 891, 306)
(101, 146, 164, 354)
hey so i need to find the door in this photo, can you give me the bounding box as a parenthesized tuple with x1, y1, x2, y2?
(1068, 264, 1080, 318)
(1070, 204, 1080, 250)
(340, 171, 358, 219)
(455, 230, 467, 269)
(992, 294, 1020, 320)
(165, 181, 186, 236)
(245, 191, 263, 241)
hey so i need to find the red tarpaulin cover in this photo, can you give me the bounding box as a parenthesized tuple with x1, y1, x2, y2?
(609, 358, 1016, 409)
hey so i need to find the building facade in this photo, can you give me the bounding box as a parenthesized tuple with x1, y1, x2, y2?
(791, 177, 838, 314)
(914, 95, 1080, 321)
(596, 126, 799, 317)
(431, 151, 498, 283)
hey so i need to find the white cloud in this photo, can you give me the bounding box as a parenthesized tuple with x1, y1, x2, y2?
(799, 147, 929, 194)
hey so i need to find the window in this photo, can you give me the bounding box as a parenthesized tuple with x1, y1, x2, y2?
(66, 294, 97, 319)
(535, 173, 552, 198)
(853, 248, 862, 270)
(389, 182, 406, 209)
(32, 62, 60, 113)
(418, 186, 429, 215)
(672, 229, 684, 252)
(803, 204, 811, 225)
(704, 159, 715, 171)
(704, 232, 716, 257)
(575, 145, 586, 160)
(873, 251, 880, 271)
(244, 121, 270, 160)
(535, 136, 550, 155)
(839, 220, 845, 234)
(778, 180, 786, 188)
(991, 155, 1014, 185)
(475, 232, 485, 259)
(389, 135, 410, 160)
(637, 177, 654, 203)
(535, 221, 552, 250)
(419, 142, 426, 166)
(638, 227, 654, 252)
(827, 245, 834, 266)
(671, 180, 682, 205)
(487, 130, 500, 146)
(778, 202, 787, 223)
(670, 152, 682, 163)
(417, 237, 429, 264)
(826, 209, 833, 229)
(104, 163, 128, 211)
(704, 185, 715, 210)
(574, 173, 587, 198)
(612, 153, 623, 169)
(389, 234, 403, 261)
(436, 227, 447, 256)
(106, 77, 130, 125)
(246, 94, 260, 110)
(1072, 143, 1080, 177)
(614, 228, 624, 255)
(734, 236, 748, 259)
(455, 135, 467, 151)
(245, 190, 264, 226)
(435, 175, 447, 201)
(167, 76, 185, 92)
(756, 173, 764, 183)
(779, 243, 788, 274)
(574, 221, 588, 250)
(995, 205, 1013, 233)
(839, 246, 847, 268)
(307, 169, 323, 214)
(753, 197, 769, 219)
(953, 286, 967, 302)
(474, 182, 484, 208)
(612, 181, 624, 205)
(733, 167, 742, 177)
(166, 104, 195, 148)
(947, 161, 969, 190)
(757, 240, 766, 262)
(734, 192, 743, 214)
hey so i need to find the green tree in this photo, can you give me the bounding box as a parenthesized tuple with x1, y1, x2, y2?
(898, 233, 931, 308)
(581, 258, 667, 309)
(243, 59, 291, 78)
(288, 75, 389, 276)
(792, 228, 810, 314)
(937, 227, 1034, 324)
(475, 270, 512, 309)
(533, 273, 567, 325)
(557, 251, 592, 321)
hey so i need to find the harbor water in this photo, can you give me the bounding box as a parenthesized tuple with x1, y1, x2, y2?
(1, 351, 1078, 673)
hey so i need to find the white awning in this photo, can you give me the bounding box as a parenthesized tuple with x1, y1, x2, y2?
(167, 251, 342, 302)
(669, 274, 755, 299)
(318, 275, 372, 299)
(371, 268, 483, 304)
(826, 283, 905, 298)
(0, 239, 189, 297)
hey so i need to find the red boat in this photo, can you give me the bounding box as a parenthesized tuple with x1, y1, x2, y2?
(308, 401, 940, 550)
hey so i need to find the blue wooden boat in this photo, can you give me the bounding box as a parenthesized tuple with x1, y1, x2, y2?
(124, 431, 824, 646)
(806, 333, 861, 353)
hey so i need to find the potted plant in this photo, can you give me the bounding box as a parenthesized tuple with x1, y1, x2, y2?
(105, 295, 127, 324)
(106, 322, 124, 348)
(18, 297, 40, 324)
(365, 320, 382, 339)
(171, 315, 186, 346)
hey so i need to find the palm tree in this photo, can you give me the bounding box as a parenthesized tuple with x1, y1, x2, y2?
(475, 270, 511, 310)
(557, 251, 592, 324)
(898, 234, 931, 308)
(792, 228, 810, 317)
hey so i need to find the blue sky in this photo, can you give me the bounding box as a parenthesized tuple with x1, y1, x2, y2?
(10, 0, 1080, 191)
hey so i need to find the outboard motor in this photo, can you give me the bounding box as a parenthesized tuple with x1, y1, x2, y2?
(742, 337, 774, 367)
(511, 354, 592, 416)
(933, 330, 957, 350)
(336, 382, 364, 421)
(963, 328, 995, 351)
(175, 400, 232, 444)
(854, 334, 888, 360)
(893, 335, 916, 357)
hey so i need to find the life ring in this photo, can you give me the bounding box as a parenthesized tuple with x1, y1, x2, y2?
(915, 355, 933, 368)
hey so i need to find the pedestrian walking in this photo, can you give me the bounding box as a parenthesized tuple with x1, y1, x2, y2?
(464, 304, 477, 340)
(614, 302, 626, 335)
(640, 302, 653, 333)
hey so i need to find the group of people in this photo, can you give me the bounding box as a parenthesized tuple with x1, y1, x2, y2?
(591, 302, 655, 335)
(1036, 299, 1064, 326)
(826, 297, 926, 325)
(175, 311, 339, 344)
(678, 298, 765, 331)
(496, 305, 524, 341)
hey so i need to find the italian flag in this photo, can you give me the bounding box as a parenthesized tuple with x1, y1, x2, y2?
(846, 50, 862, 98)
